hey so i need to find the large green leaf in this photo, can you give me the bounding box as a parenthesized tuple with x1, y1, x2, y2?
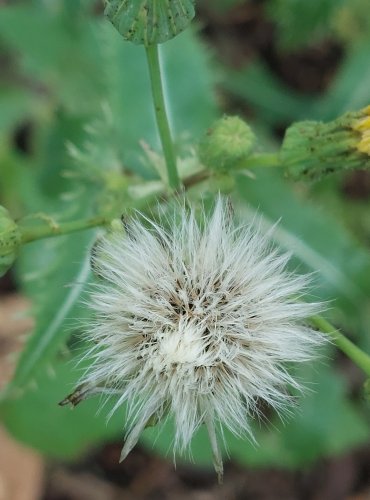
(0, 4, 104, 114)
(0, 86, 47, 134)
(222, 41, 370, 130)
(235, 170, 370, 343)
(223, 41, 370, 130)
(8, 229, 95, 392)
(0, 4, 217, 174)
(222, 61, 316, 126)
(266, 0, 344, 49)
(1, 353, 125, 458)
(311, 42, 370, 120)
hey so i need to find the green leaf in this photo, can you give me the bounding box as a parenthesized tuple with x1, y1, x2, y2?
(0, 3, 217, 175)
(1, 354, 124, 459)
(7, 229, 95, 392)
(333, 0, 370, 44)
(2, 108, 104, 396)
(104, 0, 195, 45)
(222, 62, 316, 127)
(266, 0, 345, 49)
(0, 86, 46, 134)
(311, 42, 370, 120)
(235, 170, 370, 333)
(161, 29, 217, 138)
(223, 42, 370, 129)
(0, 5, 104, 114)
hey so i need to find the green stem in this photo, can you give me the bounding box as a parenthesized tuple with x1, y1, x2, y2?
(311, 315, 370, 377)
(20, 215, 109, 244)
(238, 153, 281, 169)
(145, 44, 180, 190)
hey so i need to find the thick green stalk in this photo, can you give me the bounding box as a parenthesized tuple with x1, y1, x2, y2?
(145, 44, 180, 190)
(242, 153, 280, 169)
(20, 215, 109, 244)
(311, 315, 370, 377)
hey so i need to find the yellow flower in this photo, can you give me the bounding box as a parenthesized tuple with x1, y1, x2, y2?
(352, 105, 370, 155)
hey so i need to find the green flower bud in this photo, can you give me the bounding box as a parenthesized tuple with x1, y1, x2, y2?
(104, 0, 195, 45)
(199, 116, 256, 172)
(282, 105, 370, 180)
(0, 206, 21, 277)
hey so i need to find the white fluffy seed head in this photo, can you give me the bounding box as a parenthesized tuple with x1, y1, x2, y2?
(79, 198, 324, 481)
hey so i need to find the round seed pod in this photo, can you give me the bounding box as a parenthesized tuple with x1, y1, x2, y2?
(104, 0, 196, 45)
(199, 116, 256, 172)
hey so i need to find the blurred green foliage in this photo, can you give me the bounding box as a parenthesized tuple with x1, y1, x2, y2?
(266, 0, 370, 48)
(0, 0, 369, 470)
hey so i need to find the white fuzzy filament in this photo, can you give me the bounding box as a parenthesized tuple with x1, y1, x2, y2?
(80, 199, 323, 481)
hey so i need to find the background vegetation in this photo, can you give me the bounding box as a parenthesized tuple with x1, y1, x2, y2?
(0, 0, 369, 484)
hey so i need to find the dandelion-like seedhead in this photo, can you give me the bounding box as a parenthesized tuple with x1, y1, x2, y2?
(71, 199, 324, 481)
